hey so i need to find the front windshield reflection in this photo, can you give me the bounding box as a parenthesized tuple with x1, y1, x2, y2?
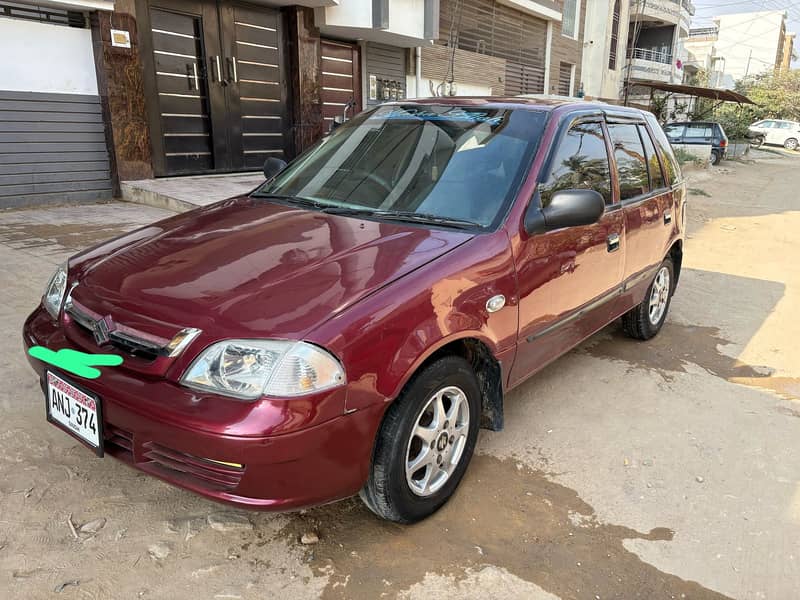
(256, 105, 547, 228)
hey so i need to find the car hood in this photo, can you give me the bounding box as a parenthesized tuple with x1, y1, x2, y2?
(70, 197, 472, 342)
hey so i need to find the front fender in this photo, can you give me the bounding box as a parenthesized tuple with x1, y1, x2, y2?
(307, 230, 519, 413)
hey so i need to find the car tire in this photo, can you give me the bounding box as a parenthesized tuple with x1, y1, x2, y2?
(622, 257, 674, 341)
(710, 151, 721, 165)
(750, 136, 764, 149)
(784, 138, 798, 151)
(359, 355, 481, 523)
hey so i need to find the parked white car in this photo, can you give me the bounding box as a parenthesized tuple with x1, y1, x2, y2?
(747, 119, 800, 150)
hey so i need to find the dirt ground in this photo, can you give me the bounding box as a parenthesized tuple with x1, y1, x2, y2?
(1, 151, 798, 600)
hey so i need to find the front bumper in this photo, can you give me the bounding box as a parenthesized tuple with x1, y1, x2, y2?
(24, 307, 383, 511)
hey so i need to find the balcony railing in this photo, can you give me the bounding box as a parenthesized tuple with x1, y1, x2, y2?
(628, 47, 673, 65)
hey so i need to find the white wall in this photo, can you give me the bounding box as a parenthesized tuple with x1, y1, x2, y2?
(407, 76, 493, 98)
(715, 11, 785, 82)
(316, 0, 430, 45)
(581, 0, 630, 100)
(0, 18, 98, 95)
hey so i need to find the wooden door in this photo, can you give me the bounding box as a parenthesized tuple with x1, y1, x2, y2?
(145, 1, 225, 175)
(220, 3, 288, 170)
(320, 40, 362, 130)
(142, 0, 288, 176)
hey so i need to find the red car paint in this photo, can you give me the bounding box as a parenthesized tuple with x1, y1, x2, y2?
(24, 98, 684, 510)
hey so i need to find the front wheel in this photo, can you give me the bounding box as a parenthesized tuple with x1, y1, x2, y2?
(750, 136, 764, 149)
(360, 356, 481, 523)
(622, 257, 674, 340)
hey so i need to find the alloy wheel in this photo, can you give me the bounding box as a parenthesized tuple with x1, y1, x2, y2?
(648, 266, 671, 325)
(405, 385, 470, 497)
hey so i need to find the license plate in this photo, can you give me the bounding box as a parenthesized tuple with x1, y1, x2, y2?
(45, 371, 104, 456)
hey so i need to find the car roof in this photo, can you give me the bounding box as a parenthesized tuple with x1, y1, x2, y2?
(382, 96, 650, 118)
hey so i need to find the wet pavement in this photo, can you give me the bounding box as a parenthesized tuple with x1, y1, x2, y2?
(0, 155, 798, 599)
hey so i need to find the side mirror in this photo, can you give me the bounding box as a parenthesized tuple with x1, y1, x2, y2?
(524, 189, 605, 235)
(263, 157, 287, 180)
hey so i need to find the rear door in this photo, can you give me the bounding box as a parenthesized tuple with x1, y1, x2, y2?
(663, 123, 685, 145)
(606, 118, 671, 289)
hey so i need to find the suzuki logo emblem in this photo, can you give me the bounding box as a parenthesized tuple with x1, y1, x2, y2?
(91, 315, 114, 346)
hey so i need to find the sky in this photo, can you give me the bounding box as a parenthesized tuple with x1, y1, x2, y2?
(691, 0, 800, 67)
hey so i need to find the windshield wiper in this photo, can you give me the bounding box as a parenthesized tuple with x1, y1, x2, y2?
(252, 194, 481, 229)
(320, 207, 481, 230)
(251, 192, 331, 210)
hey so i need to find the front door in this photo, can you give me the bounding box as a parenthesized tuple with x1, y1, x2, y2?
(142, 0, 288, 176)
(510, 118, 625, 386)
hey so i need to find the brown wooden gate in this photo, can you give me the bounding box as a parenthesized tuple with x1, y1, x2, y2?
(320, 40, 362, 129)
(141, 0, 288, 176)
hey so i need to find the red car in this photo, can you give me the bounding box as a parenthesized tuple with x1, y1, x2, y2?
(24, 98, 685, 523)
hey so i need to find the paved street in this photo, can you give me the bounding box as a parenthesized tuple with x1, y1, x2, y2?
(0, 153, 798, 599)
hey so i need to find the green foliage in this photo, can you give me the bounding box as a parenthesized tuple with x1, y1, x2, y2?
(649, 70, 800, 139)
(714, 70, 800, 139)
(673, 147, 705, 166)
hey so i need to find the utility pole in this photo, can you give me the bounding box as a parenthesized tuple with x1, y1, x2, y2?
(745, 49, 752, 77)
(623, 0, 647, 106)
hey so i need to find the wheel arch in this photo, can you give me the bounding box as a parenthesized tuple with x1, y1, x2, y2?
(668, 239, 683, 289)
(392, 336, 505, 432)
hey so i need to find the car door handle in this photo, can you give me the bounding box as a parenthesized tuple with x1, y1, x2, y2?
(664, 211, 672, 224)
(607, 233, 620, 252)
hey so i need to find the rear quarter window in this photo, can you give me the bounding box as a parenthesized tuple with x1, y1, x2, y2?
(607, 123, 649, 201)
(645, 115, 681, 185)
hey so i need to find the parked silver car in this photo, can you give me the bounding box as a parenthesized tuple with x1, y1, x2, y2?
(748, 119, 800, 150)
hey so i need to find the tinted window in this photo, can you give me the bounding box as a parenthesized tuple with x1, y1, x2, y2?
(761, 121, 775, 128)
(685, 124, 712, 138)
(638, 125, 665, 190)
(539, 121, 612, 206)
(776, 121, 792, 129)
(607, 123, 649, 200)
(647, 115, 681, 184)
(259, 105, 547, 228)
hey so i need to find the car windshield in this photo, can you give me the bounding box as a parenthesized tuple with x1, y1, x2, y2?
(254, 104, 547, 229)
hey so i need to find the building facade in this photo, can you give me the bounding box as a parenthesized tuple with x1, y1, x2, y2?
(713, 11, 792, 84)
(1, 0, 588, 207)
(683, 11, 795, 90)
(580, 0, 630, 101)
(416, 0, 586, 99)
(624, 0, 694, 96)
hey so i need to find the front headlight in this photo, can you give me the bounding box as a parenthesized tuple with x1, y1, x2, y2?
(42, 262, 68, 319)
(181, 339, 345, 399)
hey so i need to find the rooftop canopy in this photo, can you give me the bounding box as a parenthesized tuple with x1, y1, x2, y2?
(631, 81, 755, 105)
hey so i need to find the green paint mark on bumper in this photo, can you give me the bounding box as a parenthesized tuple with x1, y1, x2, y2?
(29, 346, 123, 379)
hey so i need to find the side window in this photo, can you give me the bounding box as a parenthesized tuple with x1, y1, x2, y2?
(761, 121, 775, 128)
(638, 125, 666, 190)
(607, 123, 649, 200)
(663, 124, 684, 140)
(539, 121, 612, 206)
(685, 124, 712, 138)
(647, 116, 681, 184)
(776, 122, 792, 130)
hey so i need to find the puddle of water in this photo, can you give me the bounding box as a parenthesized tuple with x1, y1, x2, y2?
(280, 455, 731, 600)
(0, 222, 136, 252)
(584, 322, 779, 382)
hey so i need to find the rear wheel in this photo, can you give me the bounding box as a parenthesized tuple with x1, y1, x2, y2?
(360, 356, 481, 523)
(784, 138, 798, 151)
(710, 151, 721, 165)
(622, 257, 674, 340)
